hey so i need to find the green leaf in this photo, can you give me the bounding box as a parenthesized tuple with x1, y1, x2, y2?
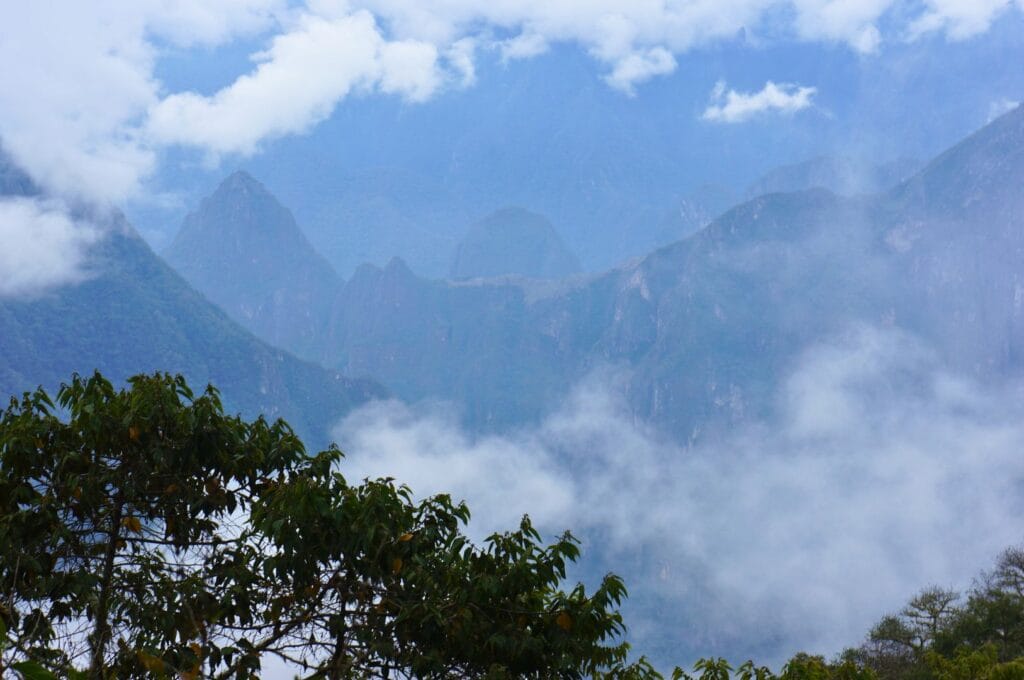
(11, 661, 57, 680)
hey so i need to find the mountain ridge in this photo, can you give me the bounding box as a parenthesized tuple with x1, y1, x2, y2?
(0, 162, 385, 447)
(165, 170, 341, 361)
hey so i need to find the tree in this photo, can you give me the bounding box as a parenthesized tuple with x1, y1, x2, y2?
(853, 548, 1024, 680)
(669, 654, 875, 680)
(0, 372, 651, 678)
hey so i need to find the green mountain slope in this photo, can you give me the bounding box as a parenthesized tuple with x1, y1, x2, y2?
(0, 160, 384, 446)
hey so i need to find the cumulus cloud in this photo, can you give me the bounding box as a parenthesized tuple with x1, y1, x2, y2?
(790, 0, 889, 53)
(703, 80, 817, 123)
(147, 10, 441, 155)
(0, 2, 283, 205)
(1, 1, 1023, 205)
(498, 32, 550, 61)
(334, 326, 1024, 663)
(0, 198, 101, 297)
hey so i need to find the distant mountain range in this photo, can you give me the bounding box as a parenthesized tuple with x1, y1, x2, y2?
(0, 157, 384, 447)
(165, 171, 341, 362)
(450, 207, 581, 280)
(157, 103, 1024, 441)
(744, 155, 921, 199)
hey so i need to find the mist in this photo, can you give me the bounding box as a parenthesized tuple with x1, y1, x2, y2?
(0, 197, 100, 297)
(333, 325, 1024, 666)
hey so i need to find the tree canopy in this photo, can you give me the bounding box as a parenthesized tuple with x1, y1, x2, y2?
(0, 372, 645, 678)
(4, 371, 1024, 680)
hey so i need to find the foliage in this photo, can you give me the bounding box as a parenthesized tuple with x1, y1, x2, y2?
(848, 546, 1024, 680)
(0, 371, 646, 678)
(6, 370, 1024, 680)
(668, 653, 875, 680)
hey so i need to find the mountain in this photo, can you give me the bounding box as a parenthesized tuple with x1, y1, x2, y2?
(450, 207, 581, 280)
(318, 104, 1024, 438)
(325, 256, 572, 427)
(164, 171, 340, 361)
(0, 160, 384, 447)
(876, 102, 1024, 372)
(299, 167, 470, 279)
(745, 155, 921, 199)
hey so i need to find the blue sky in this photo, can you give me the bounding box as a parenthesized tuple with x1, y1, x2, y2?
(2, 1, 1024, 287)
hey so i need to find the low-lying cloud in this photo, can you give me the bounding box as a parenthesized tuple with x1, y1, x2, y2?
(0, 198, 101, 297)
(334, 325, 1024, 665)
(703, 80, 817, 123)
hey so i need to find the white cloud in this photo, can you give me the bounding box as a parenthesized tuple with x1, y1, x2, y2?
(499, 32, 549, 61)
(147, 11, 441, 155)
(446, 37, 478, 87)
(1, 1, 1022, 205)
(604, 47, 677, 95)
(791, 0, 890, 52)
(908, 0, 1018, 40)
(0, 6, 157, 205)
(0, 1, 283, 205)
(334, 327, 1024, 663)
(703, 80, 817, 123)
(0, 198, 101, 297)
(145, 0, 284, 47)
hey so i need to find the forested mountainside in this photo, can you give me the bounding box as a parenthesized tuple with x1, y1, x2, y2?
(320, 103, 1024, 438)
(0, 155, 384, 447)
(162, 105, 1024, 439)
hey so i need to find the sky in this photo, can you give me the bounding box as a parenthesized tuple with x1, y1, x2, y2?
(2, 0, 1024, 290)
(2, 1, 1024, 673)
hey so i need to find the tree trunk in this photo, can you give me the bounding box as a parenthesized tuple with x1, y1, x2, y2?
(88, 497, 123, 678)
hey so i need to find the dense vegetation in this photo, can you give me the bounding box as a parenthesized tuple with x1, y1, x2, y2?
(0, 372, 649, 678)
(2, 371, 1023, 678)
(844, 549, 1024, 680)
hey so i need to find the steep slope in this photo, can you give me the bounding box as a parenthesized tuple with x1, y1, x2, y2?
(322, 104, 1024, 439)
(583, 103, 1024, 436)
(328, 257, 569, 427)
(449, 207, 581, 280)
(744, 155, 920, 199)
(563, 104, 1024, 437)
(0, 161, 384, 446)
(877, 102, 1024, 371)
(165, 171, 340, 361)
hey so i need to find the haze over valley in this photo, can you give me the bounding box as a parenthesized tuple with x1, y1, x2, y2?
(3, 1, 1024, 675)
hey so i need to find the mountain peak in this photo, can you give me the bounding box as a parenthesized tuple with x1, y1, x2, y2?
(217, 169, 265, 196)
(450, 207, 581, 280)
(163, 173, 340, 359)
(168, 172, 303, 248)
(384, 256, 415, 279)
(891, 97, 1024, 221)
